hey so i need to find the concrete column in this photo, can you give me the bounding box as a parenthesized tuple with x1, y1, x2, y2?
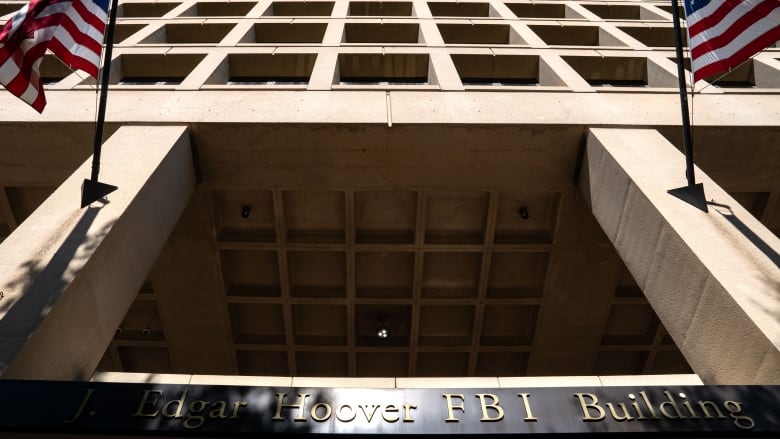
(0, 125, 195, 380)
(579, 128, 780, 384)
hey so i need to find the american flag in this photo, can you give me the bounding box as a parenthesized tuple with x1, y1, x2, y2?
(0, 0, 108, 112)
(685, 0, 780, 82)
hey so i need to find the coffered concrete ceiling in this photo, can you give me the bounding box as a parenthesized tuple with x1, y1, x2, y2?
(0, 122, 776, 378)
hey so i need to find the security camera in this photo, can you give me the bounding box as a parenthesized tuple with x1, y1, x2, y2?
(518, 206, 529, 220)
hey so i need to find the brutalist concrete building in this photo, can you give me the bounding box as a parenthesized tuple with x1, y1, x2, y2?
(0, 0, 777, 437)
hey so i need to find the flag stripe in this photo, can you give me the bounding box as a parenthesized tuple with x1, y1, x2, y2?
(684, 0, 780, 82)
(4, 42, 46, 110)
(70, 0, 106, 32)
(693, 26, 780, 78)
(58, 14, 103, 55)
(690, 2, 780, 54)
(0, 0, 108, 112)
(688, 1, 744, 37)
(691, 8, 780, 59)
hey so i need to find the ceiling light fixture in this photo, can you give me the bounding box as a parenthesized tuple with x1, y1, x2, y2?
(376, 325, 391, 340)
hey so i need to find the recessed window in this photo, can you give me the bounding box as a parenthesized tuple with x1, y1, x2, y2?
(263, 1, 334, 16)
(39, 55, 72, 85)
(118, 77, 184, 85)
(668, 56, 691, 72)
(428, 2, 490, 17)
(245, 23, 328, 43)
(102, 53, 206, 86)
(506, 3, 566, 19)
(706, 61, 757, 88)
(337, 53, 429, 85)
(563, 56, 648, 87)
(619, 25, 686, 48)
(209, 53, 317, 86)
(349, 1, 412, 16)
(438, 23, 523, 45)
(452, 54, 540, 86)
(582, 4, 641, 20)
(118, 2, 179, 17)
(529, 24, 614, 46)
(183, 1, 257, 16)
(114, 23, 146, 43)
(655, 4, 685, 18)
(0, 4, 22, 16)
(141, 23, 236, 44)
(343, 23, 421, 44)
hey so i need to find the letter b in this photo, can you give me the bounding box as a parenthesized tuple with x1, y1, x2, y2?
(574, 393, 605, 422)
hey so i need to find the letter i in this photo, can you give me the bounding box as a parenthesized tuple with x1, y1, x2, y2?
(679, 393, 700, 419)
(628, 394, 646, 420)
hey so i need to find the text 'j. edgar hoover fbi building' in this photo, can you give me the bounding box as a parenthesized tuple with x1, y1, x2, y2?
(0, 0, 778, 437)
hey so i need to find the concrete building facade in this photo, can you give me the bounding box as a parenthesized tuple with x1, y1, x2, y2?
(0, 0, 778, 436)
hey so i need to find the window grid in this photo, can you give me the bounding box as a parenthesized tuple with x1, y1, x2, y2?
(1, 0, 775, 90)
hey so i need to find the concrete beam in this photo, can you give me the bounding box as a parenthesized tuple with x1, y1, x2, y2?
(579, 128, 780, 384)
(0, 125, 195, 380)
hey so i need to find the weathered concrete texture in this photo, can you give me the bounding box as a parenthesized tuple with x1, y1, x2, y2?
(0, 125, 195, 380)
(579, 128, 780, 384)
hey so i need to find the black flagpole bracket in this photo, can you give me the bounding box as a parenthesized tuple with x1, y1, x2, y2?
(668, 183, 708, 213)
(81, 0, 120, 208)
(81, 179, 118, 208)
(668, 0, 706, 213)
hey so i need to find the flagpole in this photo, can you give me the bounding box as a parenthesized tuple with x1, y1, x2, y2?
(81, 0, 119, 208)
(667, 0, 708, 212)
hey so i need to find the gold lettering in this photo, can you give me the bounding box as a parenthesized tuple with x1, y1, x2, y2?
(382, 405, 399, 423)
(639, 391, 659, 419)
(443, 394, 465, 422)
(183, 400, 208, 429)
(336, 404, 356, 422)
(230, 401, 247, 419)
(574, 393, 605, 422)
(606, 402, 634, 421)
(133, 390, 163, 418)
(475, 394, 504, 422)
(311, 403, 332, 422)
(360, 404, 380, 422)
(723, 401, 755, 430)
(65, 388, 96, 423)
(272, 393, 309, 421)
(627, 394, 646, 420)
(162, 389, 188, 419)
(659, 391, 685, 419)
(209, 401, 228, 419)
(678, 393, 700, 419)
(697, 401, 725, 419)
(517, 393, 538, 422)
(403, 403, 417, 422)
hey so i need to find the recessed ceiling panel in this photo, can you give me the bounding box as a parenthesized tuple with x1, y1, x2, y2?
(494, 191, 559, 244)
(220, 249, 280, 297)
(284, 190, 345, 243)
(425, 191, 488, 244)
(355, 190, 416, 243)
(356, 251, 414, 298)
(422, 252, 482, 298)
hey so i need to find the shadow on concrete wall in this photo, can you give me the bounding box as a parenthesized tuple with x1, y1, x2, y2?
(0, 204, 116, 379)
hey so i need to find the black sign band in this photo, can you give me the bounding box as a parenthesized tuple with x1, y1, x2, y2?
(0, 380, 778, 436)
